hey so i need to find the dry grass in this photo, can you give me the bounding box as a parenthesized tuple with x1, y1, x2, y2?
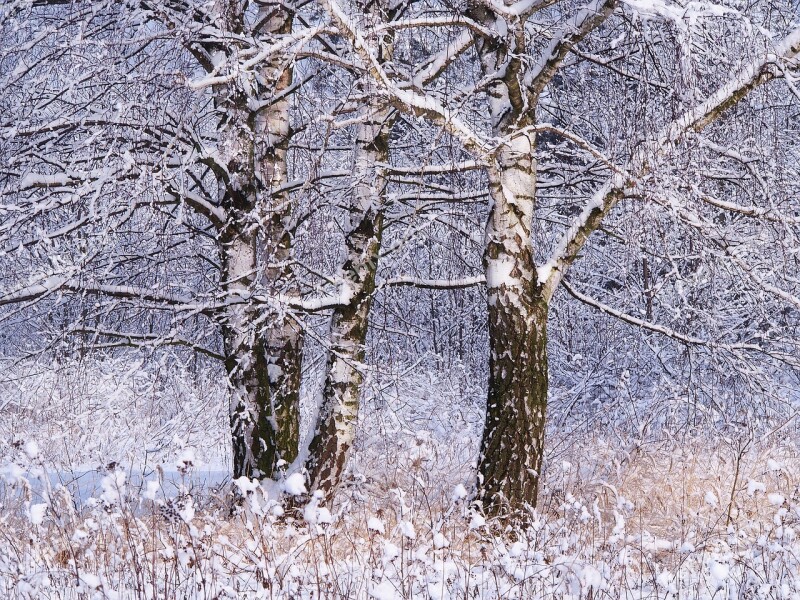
(2, 433, 800, 598)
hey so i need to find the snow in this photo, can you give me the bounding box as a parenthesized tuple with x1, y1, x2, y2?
(768, 459, 783, 471)
(769, 492, 786, 506)
(18, 172, 70, 188)
(267, 364, 283, 381)
(315, 506, 334, 524)
(100, 470, 125, 505)
(451, 483, 467, 501)
(369, 580, 400, 600)
(176, 447, 196, 472)
(747, 479, 766, 496)
(78, 572, 101, 590)
(582, 564, 603, 589)
(179, 498, 195, 522)
(399, 520, 415, 539)
(656, 570, 676, 593)
(28, 503, 47, 525)
(367, 517, 385, 534)
(622, 0, 740, 26)
(303, 490, 333, 525)
(71, 528, 88, 543)
(469, 511, 486, 530)
(23, 441, 39, 460)
(282, 472, 307, 496)
(233, 476, 261, 495)
(1, 462, 24, 484)
(709, 560, 730, 588)
(382, 541, 401, 562)
(3, 0, 800, 597)
(143, 480, 159, 500)
(5, 417, 800, 599)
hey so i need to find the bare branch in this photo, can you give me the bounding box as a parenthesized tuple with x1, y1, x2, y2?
(562, 279, 800, 367)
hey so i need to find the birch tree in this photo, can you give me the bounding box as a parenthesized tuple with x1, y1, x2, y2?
(313, 0, 800, 516)
(0, 0, 318, 479)
(303, 51, 395, 497)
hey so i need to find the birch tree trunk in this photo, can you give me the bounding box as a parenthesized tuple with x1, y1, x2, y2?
(301, 0, 397, 498)
(304, 106, 390, 496)
(212, 1, 302, 480)
(470, 19, 551, 515)
(479, 133, 550, 515)
(257, 2, 303, 476)
(469, 1, 616, 515)
(222, 226, 276, 479)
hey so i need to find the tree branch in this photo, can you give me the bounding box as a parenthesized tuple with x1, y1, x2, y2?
(562, 279, 800, 368)
(526, 0, 618, 101)
(317, 0, 490, 156)
(70, 328, 224, 361)
(540, 26, 800, 302)
(379, 275, 486, 291)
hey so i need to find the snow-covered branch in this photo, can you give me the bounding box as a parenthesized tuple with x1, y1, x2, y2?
(476, 0, 560, 18)
(526, 0, 618, 100)
(413, 30, 475, 87)
(69, 328, 225, 361)
(562, 279, 764, 355)
(376, 16, 498, 39)
(317, 0, 490, 156)
(540, 25, 800, 302)
(0, 278, 204, 311)
(380, 275, 486, 291)
(377, 160, 487, 175)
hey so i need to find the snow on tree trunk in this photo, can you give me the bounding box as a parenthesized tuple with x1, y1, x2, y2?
(305, 108, 389, 496)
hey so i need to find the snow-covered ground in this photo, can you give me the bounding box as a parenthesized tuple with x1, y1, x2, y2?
(3, 360, 800, 598)
(5, 435, 800, 599)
